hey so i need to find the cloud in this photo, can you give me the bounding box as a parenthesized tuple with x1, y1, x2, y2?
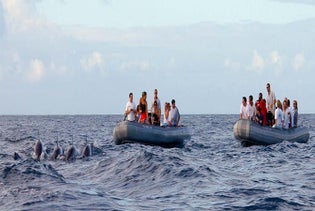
(270, 50, 284, 75)
(0, 50, 22, 77)
(270, 51, 281, 66)
(49, 62, 70, 77)
(120, 60, 153, 72)
(28, 59, 44, 82)
(293, 53, 305, 71)
(80, 51, 105, 74)
(224, 59, 240, 72)
(0, 0, 64, 81)
(250, 50, 264, 73)
(1, 1, 315, 114)
(1, 0, 47, 33)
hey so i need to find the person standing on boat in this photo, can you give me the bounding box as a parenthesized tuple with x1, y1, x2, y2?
(139, 91, 149, 124)
(169, 99, 180, 127)
(151, 89, 161, 113)
(240, 96, 249, 120)
(125, 92, 137, 121)
(266, 83, 276, 126)
(151, 89, 161, 125)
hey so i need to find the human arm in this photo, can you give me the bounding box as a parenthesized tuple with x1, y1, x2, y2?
(125, 103, 130, 115)
(240, 104, 243, 119)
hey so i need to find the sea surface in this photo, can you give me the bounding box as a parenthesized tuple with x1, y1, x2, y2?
(0, 114, 314, 211)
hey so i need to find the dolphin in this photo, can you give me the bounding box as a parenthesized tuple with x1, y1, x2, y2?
(65, 145, 76, 161)
(13, 152, 21, 160)
(51, 140, 63, 160)
(82, 143, 93, 158)
(81, 135, 93, 158)
(51, 135, 63, 160)
(33, 139, 43, 161)
(64, 134, 76, 161)
(40, 150, 47, 160)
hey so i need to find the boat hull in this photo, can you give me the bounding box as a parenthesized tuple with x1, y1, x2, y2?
(113, 121, 191, 147)
(233, 119, 309, 146)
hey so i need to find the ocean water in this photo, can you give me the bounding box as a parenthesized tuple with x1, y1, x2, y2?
(0, 114, 314, 211)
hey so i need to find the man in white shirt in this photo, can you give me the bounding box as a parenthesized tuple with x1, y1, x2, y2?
(169, 99, 180, 127)
(266, 83, 276, 112)
(125, 92, 137, 121)
(266, 83, 276, 126)
(240, 96, 249, 120)
(248, 95, 255, 121)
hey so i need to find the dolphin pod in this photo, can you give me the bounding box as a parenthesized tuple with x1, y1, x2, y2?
(28, 135, 95, 161)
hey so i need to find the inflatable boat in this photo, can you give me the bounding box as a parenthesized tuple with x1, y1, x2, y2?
(113, 121, 191, 147)
(233, 119, 309, 146)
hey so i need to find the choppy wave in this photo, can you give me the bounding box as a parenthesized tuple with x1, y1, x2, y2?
(0, 115, 314, 210)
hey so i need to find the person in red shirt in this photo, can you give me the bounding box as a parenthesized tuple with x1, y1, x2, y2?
(261, 99, 267, 126)
(256, 93, 267, 126)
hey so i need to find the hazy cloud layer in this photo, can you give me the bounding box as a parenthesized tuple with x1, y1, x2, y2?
(28, 59, 44, 82)
(1, 0, 315, 114)
(251, 50, 265, 73)
(293, 53, 306, 71)
(80, 51, 105, 74)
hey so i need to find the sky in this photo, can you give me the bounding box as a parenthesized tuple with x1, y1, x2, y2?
(0, 0, 315, 115)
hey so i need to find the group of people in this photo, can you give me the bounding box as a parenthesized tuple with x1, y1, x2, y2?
(125, 89, 181, 127)
(240, 83, 299, 129)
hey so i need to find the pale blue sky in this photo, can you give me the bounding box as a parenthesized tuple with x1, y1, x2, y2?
(37, 0, 315, 27)
(0, 0, 315, 114)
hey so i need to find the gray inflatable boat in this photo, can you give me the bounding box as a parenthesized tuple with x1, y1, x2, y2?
(113, 121, 191, 147)
(234, 119, 309, 146)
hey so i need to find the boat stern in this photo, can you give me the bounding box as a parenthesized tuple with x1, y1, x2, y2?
(233, 119, 250, 141)
(113, 121, 129, 145)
